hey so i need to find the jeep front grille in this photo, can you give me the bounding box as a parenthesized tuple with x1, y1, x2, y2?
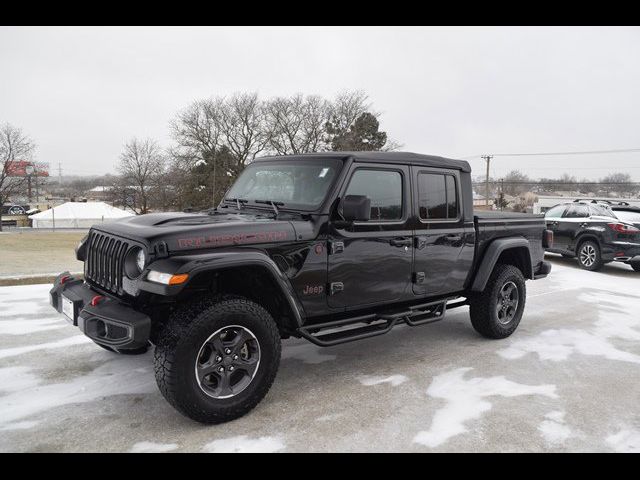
(85, 231, 129, 295)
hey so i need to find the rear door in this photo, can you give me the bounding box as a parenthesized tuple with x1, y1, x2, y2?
(412, 168, 469, 295)
(327, 163, 413, 309)
(559, 204, 590, 252)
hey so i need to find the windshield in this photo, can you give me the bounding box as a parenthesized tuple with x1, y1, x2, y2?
(614, 210, 640, 224)
(224, 158, 343, 211)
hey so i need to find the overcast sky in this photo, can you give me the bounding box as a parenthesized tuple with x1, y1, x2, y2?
(1, 26, 640, 180)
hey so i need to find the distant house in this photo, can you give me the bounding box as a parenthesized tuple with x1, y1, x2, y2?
(86, 186, 112, 202)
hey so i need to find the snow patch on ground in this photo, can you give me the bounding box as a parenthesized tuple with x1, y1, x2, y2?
(0, 335, 90, 360)
(497, 290, 640, 365)
(606, 428, 640, 453)
(538, 411, 572, 446)
(0, 420, 38, 431)
(359, 374, 408, 387)
(202, 435, 285, 453)
(413, 368, 557, 448)
(281, 344, 336, 364)
(0, 319, 66, 336)
(0, 366, 40, 393)
(0, 354, 156, 427)
(129, 442, 178, 453)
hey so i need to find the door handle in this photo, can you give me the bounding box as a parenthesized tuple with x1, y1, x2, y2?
(445, 234, 462, 242)
(390, 237, 412, 247)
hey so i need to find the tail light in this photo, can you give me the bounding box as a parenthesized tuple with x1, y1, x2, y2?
(607, 223, 640, 234)
(543, 229, 554, 248)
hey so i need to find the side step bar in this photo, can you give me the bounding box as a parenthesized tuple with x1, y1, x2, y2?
(297, 298, 463, 347)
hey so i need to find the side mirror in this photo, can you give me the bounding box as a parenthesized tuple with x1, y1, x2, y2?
(342, 195, 371, 222)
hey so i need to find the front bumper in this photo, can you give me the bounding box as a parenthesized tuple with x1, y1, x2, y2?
(49, 272, 151, 351)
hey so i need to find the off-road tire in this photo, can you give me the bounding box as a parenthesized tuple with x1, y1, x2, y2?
(469, 264, 526, 339)
(577, 240, 603, 271)
(154, 296, 281, 424)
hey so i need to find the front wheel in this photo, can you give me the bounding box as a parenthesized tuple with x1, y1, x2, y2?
(577, 240, 603, 271)
(469, 264, 526, 339)
(154, 296, 281, 424)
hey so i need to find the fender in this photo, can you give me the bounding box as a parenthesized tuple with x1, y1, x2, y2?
(139, 249, 305, 327)
(470, 237, 533, 292)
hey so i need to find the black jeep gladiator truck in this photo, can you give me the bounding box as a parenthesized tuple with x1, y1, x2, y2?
(50, 152, 552, 423)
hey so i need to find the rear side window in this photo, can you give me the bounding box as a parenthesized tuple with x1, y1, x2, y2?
(345, 169, 403, 221)
(545, 205, 566, 218)
(564, 204, 589, 218)
(417, 173, 458, 220)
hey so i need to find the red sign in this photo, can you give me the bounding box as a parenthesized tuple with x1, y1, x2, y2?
(5, 161, 49, 177)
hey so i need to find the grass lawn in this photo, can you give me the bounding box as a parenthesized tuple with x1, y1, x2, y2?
(0, 230, 87, 279)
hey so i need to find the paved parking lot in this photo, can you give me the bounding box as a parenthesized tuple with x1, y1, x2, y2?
(1, 254, 639, 452)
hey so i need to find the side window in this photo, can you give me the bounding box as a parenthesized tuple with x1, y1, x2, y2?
(417, 173, 458, 220)
(345, 169, 403, 221)
(564, 205, 589, 218)
(545, 205, 566, 218)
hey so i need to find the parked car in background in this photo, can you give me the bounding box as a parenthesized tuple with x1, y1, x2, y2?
(544, 200, 640, 271)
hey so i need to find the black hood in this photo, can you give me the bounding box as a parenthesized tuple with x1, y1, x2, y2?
(92, 211, 302, 253)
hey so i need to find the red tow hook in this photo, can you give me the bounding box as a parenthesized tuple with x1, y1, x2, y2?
(90, 295, 105, 307)
(60, 275, 71, 284)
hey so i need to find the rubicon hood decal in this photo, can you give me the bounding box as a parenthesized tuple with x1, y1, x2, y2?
(177, 229, 290, 249)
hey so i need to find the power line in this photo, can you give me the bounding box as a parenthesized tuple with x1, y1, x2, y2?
(464, 148, 640, 159)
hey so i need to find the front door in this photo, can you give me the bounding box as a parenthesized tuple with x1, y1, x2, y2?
(327, 164, 413, 309)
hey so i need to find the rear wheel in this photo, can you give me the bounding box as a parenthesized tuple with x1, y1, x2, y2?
(154, 296, 281, 424)
(469, 264, 526, 339)
(577, 240, 603, 271)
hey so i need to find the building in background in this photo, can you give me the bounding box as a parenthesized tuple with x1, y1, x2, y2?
(29, 201, 133, 229)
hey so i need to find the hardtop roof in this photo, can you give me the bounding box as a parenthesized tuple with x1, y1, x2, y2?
(254, 151, 471, 173)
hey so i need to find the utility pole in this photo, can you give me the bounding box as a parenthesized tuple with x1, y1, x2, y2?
(481, 155, 493, 208)
(58, 162, 62, 186)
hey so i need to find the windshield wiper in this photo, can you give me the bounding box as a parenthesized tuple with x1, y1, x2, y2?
(223, 197, 249, 210)
(255, 199, 284, 216)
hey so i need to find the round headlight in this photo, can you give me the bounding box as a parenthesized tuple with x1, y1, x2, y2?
(136, 249, 146, 272)
(125, 247, 146, 279)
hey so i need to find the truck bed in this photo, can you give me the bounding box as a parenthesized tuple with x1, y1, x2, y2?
(473, 210, 547, 274)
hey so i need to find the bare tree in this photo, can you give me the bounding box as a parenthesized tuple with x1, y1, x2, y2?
(116, 138, 165, 214)
(265, 93, 330, 154)
(326, 90, 371, 139)
(0, 123, 36, 231)
(218, 92, 270, 173)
